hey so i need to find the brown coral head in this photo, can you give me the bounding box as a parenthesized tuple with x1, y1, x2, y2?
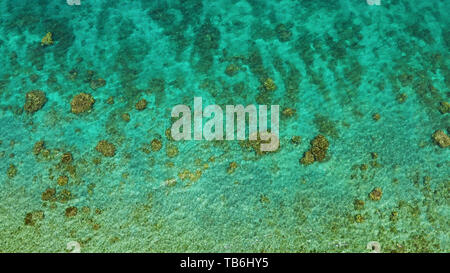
(310, 134, 329, 162)
(61, 152, 73, 164)
(135, 99, 148, 111)
(24, 90, 47, 113)
(369, 187, 383, 201)
(432, 130, 450, 148)
(151, 139, 163, 152)
(65, 206, 78, 217)
(41, 32, 53, 46)
(70, 93, 95, 114)
(263, 78, 277, 92)
(41, 188, 56, 201)
(300, 150, 315, 165)
(90, 78, 106, 90)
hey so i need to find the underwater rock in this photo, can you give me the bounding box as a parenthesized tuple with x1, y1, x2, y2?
(291, 136, 302, 145)
(149, 78, 166, 93)
(367, 241, 381, 253)
(164, 178, 177, 187)
(84, 70, 95, 83)
(225, 63, 240, 77)
(438, 101, 449, 114)
(310, 134, 329, 162)
(61, 152, 73, 164)
(369, 187, 383, 201)
(24, 90, 47, 113)
(263, 78, 277, 92)
(355, 214, 364, 223)
(239, 132, 279, 156)
(24, 210, 44, 226)
(151, 139, 162, 152)
(33, 140, 45, 155)
(354, 199, 365, 210)
(300, 135, 329, 165)
(300, 150, 315, 165)
(275, 24, 292, 42)
(29, 74, 39, 83)
(57, 175, 69, 186)
(41, 32, 53, 46)
(166, 144, 179, 158)
(227, 161, 238, 174)
(41, 188, 56, 201)
(90, 78, 106, 90)
(135, 99, 147, 111)
(282, 107, 296, 117)
(106, 96, 114, 105)
(432, 130, 450, 148)
(372, 113, 381, 121)
(95, 140, 116, 157)
(65, 206, 78, 217)
(121, 113, 131, 122)
(70, 93, 95, 114)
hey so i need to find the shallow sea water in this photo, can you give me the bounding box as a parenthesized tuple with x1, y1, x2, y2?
(0, 0, 449, 252)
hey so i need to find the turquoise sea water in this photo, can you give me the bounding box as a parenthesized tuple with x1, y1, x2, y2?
(0, 0, 449, 252)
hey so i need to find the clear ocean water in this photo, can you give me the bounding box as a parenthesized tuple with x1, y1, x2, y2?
(0, 0, 448, 253)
